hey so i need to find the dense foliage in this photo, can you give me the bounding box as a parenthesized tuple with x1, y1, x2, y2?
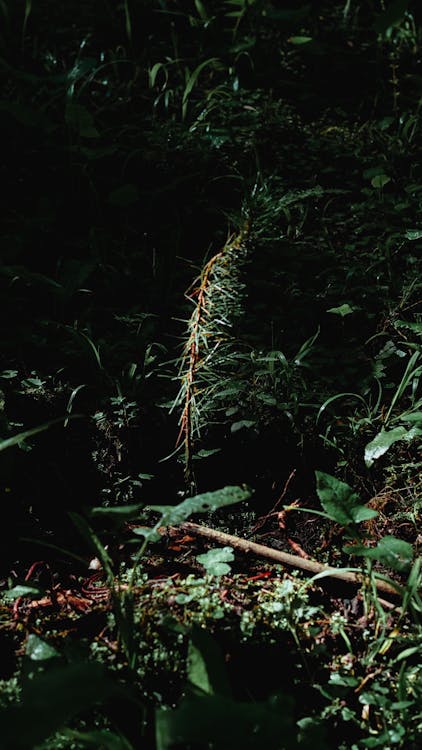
(0, 1, 421, 748)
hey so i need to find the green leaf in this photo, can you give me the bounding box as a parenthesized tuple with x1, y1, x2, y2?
(364, 426, 421, 467)
(399, 411, 422, 423)
(350, 506, 379, 523)
(195, 0, 208, 21)
(187, 626, 231, 696)
(374, 0, 409, 34)
(69, 512, 114, 581)
(62, 729, 134, 750)
(231, 419, 256, 433)
(315, 471, 377, 526)
(196, 547, 234, 576)
(0, 370, 18, 379)
(3, 584, 42, 600)
(288, 36, 313, 44)
(384, 352, 422, 423)
(90, 503, 144, 519)
(183, 58, 218, 104)
(194, 448, 222, 460)
(156, 693, 297, 750)
(395, 320, 422, 336)
(377, 116, 395, 130)
(329, 673, 359, 688)
(0, 663, 121, 749)
(132, 527, 161, 542)
(149, 62, 167, 88)
(256, 393, 277, 405)
(150, 486, 250, 526)
(327, 304, 355, 317)
(182, 57, 219, 118)
(26, 635, 60, 661)
(405, 229, 422, 241)
(294, 327, 320, 365)
(345, 536, 413, 573)
(371, 174, 391, 189)
(0, 416, 78, 453)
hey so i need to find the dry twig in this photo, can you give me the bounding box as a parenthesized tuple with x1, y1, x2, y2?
(179, 521, 401, 600)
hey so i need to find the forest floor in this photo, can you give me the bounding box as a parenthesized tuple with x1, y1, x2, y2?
(0, 2, 421, 748)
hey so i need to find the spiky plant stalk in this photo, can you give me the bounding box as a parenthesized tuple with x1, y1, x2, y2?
(173, 182, 334, 491)
(174, 222, 250, 491)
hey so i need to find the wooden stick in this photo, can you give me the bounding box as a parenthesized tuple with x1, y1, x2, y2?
(179, 522, 402, 600)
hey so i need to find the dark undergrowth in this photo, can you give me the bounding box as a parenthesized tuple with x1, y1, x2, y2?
(0, 2, 421, 748)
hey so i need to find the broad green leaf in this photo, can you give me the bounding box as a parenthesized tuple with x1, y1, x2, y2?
(0, 370, 18, 379)
(132, 527, 161, 542)
(399, 411, 422, 423)
(156, 693, 297, 750)
(371, 174, 391, 189)
(405, 229, 422, 241)
(364, 426, 421, 467)
(350, 506, 379, 523)
(187, 626, 231, 696)
(403, 426, 421, 440)
(383, 541, 414, 570)
(0, 663, 120, 749)
(3, 584, 42, 600)
(329, 673, 359, 688)
(196, 546, 234, 576)
(231, 419, 255, 433)
(194, 448, 221, 459)
(345, 536, 413, 573)
(26, 635, 60, 661)
(378, 116, 394, 130)
(315, 472, 376, 526)
(256, 393, 277, 405)
(327, 303, 355, 317)
(150, 486, 250, 526)
(395, 320, 422, 335)
(213, 384, 246, 399)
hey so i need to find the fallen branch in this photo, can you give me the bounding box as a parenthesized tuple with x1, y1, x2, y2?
(179, 522, 402, 600)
